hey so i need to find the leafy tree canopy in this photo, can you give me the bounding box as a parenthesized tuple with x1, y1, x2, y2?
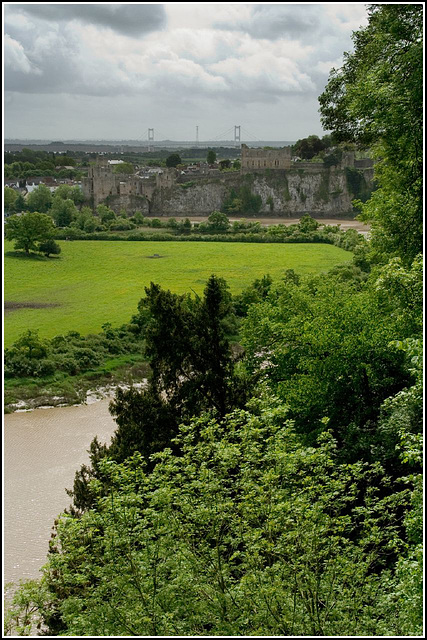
(207, 149, 217, 164)
(26, 183, 53, 213)
(4, 186, 17, 211)
(54, 155, 76, 167)
(50, 197, 78, 228)
(6, 394, 421, 636)
(113, 162, 134, 174)
(292, 134, 331, 160)
(96, 203, 116, 224)
(54, 184, 85, 205)
(38, 238, 61, 258)
(241, 271, 419, 464)
(165, 153, 182, 168)
(205, 211, 230, 232)
(319, 4, 423, 264)
(5, 211, 56, 254)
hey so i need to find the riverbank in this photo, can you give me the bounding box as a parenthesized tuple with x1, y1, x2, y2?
(4, 357, 150, 413)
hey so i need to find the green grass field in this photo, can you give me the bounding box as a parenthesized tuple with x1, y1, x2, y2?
(4, 240, 352, 346)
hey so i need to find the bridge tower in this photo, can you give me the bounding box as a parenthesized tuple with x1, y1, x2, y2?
(234, 125, 241, 147)
(148, 128, 154, 152)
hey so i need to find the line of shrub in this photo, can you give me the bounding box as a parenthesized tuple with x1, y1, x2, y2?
(4, 323, 144, 379)
(54, 227, 364, 251)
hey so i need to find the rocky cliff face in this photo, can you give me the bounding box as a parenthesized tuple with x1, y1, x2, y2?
(150, 180, 232, 215)
(108, 166, 374, 218)
(105, 194, 150, 215)
(251, 168, 356, 217)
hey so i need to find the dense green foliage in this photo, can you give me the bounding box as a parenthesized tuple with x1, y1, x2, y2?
(5, 5, 423, 636)
(5, 212, 56, 255)
(112, 162, 134, 174)
(198, 211, 231, 233)
(165, 153, 182, 168)
(4, 148, 85, 181)
(4, 185, 18, 212)
(319, 4, 423, 265)
(7, 257, 422, 635)
(4, 324, 144, 380)
(5, 384, 422, 636)
(292, 134, 334, 160)
(67, 275, 243, 511)
(38, 238, 61, 258)
(241, 268, 421, 468)
(222, 185, 262, 215)
(50, 197, 78, 227)
(26, 183, 53, 213)
(207, 149, 217, 164)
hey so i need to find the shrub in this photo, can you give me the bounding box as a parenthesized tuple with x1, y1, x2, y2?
(38, 238, 61, 257)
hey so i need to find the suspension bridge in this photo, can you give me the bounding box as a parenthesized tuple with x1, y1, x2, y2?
(136, 125, 291, 149)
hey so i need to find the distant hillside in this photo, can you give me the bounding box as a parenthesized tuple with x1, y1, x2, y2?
(5, 139, 297, 152)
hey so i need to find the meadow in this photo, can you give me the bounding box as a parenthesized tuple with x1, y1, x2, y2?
(4, 240, 352, 346)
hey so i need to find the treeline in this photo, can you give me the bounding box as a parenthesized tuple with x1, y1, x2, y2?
(54, 225, 366, 253)
(4, 146, 240, 179)
(4, 148, 87, 181)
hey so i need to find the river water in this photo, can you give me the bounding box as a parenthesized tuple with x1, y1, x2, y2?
(4, 399, 117, 587)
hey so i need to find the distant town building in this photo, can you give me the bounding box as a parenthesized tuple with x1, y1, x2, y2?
(240, 144, 291, 172)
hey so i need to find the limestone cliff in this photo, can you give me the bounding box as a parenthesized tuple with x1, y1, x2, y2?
(147, 166, 374, 218)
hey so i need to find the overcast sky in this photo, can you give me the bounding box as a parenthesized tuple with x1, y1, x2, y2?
(4, 3, 369, 142)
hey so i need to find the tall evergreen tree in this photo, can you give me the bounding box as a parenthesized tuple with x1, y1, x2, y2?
(68, 275, 241, 510)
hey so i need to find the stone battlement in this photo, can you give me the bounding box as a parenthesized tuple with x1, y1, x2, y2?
(241, 144, 291, 172)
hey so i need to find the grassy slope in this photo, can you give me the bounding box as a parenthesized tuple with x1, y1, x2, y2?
(4, 240, 352, 346)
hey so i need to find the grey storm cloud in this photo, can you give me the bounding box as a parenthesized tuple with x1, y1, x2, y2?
(9, 3, 167, 37)
(215, 4, 333, 41)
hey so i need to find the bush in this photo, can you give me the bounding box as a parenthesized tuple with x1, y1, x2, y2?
(109, 221, 136, 231)
(298, 215, 320, 233)
(149, 218, 164, 228)
(132, 211, 146, 225)
(5, 324, 145, 381)
(38, 238, 61, 257)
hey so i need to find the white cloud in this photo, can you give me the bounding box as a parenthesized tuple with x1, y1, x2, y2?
(4, 34, 37, 73)
(315, 58, 344, 74)
(4, 11, 34, 31)
(4, 3, 370, 139)
(324, 4, 369, 32)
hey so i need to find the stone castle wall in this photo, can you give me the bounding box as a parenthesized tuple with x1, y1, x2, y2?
(82, 158, 156, 207)
(241, 144, 291, 172)
(84, 151, 374, 218)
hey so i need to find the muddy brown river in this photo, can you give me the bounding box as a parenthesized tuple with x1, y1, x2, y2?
(4, 399, 117, 587)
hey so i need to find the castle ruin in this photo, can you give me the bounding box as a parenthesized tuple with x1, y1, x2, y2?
(240, 144, 291, 172)
(82, 146, 373, 218)
(83, 145, 296, 207)
(82, 157, 178, 208)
